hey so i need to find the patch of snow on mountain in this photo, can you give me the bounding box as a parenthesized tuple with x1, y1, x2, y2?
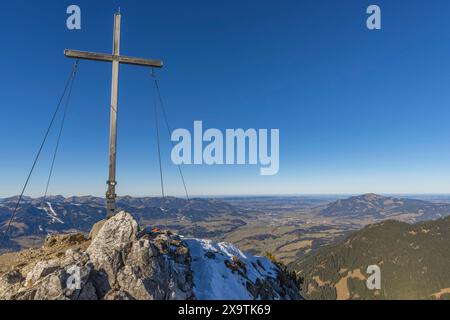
(44, 202, 64, 224)
(184, 238, 279, 300)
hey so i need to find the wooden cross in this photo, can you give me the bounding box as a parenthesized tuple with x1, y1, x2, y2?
(64, 12, 163, 217)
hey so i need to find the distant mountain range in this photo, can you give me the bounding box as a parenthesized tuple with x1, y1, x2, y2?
(290, 216, 450, 300)
(0, 196, 241, 252)
(318, 193, 450, 222)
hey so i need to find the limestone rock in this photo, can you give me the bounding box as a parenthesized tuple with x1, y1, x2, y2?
(0, 270, 23, 300)
(88, 219, 106, 240)
(86, 212, 138, 282)
(25, 260, 60, 287)
(0, 211, 194, 300)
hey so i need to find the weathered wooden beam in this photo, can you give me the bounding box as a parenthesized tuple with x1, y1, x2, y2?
(64, 49, 163, 68)
(64, 49, 114, 63)
(119, 56, 163, 68)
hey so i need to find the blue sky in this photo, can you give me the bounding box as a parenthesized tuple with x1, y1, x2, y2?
(1, 0, 450, 197)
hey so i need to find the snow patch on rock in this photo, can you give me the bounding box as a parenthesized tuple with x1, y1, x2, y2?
(185, 238, 298, 300)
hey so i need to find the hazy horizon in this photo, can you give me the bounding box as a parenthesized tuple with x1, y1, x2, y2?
(2, 192, 450, 199)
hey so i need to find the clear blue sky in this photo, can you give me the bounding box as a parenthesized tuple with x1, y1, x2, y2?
(1, 0, 450, 197)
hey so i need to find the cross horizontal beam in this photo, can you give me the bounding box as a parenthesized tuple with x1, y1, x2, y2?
(64, 49, 163, 68)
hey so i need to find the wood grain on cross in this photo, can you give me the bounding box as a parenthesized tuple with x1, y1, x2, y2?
(64, 12, 163, 217)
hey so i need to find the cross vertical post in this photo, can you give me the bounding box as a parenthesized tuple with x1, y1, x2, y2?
(106, 12, 121, 217)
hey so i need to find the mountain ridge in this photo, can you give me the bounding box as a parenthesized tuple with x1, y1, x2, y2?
(290, 215, 450, 300)
(318, 193, 450, 222)
(0, 196, 243, 253)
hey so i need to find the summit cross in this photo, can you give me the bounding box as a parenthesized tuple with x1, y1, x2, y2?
(64, 12, 163, 217)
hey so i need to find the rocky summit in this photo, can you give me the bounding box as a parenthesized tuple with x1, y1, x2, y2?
(0, 212, 301, 300)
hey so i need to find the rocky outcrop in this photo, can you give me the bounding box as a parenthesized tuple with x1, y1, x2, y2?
(0, 212, 301, 300)
(0, 212, 193, 300)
